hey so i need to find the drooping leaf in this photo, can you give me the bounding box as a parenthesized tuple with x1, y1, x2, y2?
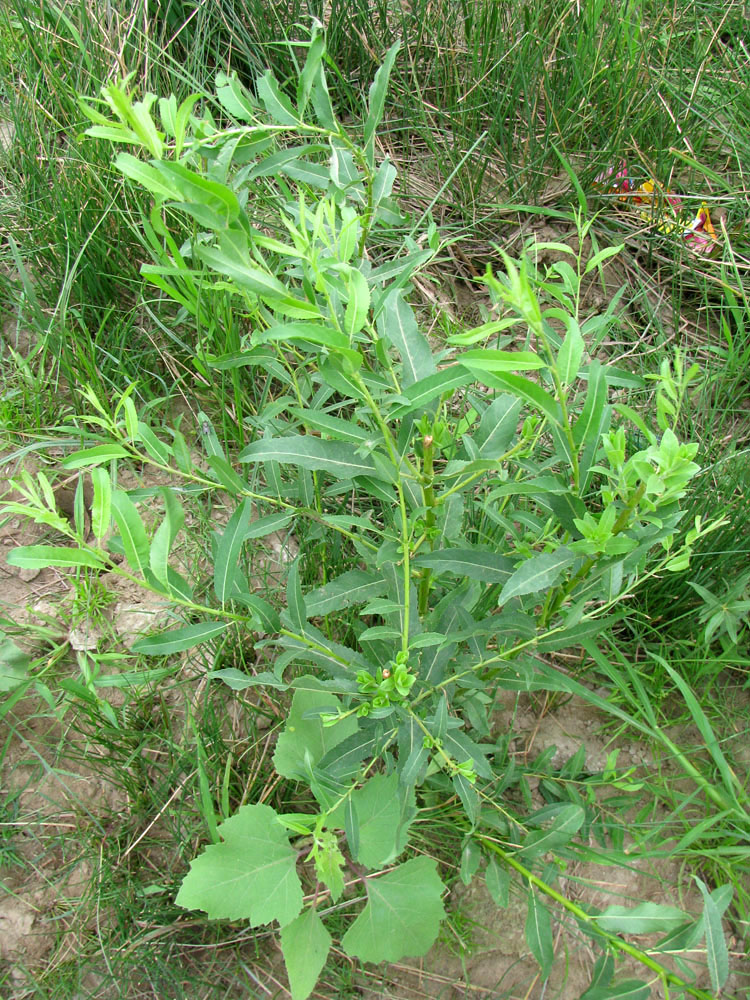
(485, 856, 510, 908)
(150, 487, 185, 588)
(0, 632, 30, 692)
(525, 890, 554, 979)
(377, 288, 435, 387)
(348, 772, 414, 869)
(694, 877, 729, 993)
(556, 318, 584, 385)
(476, 395, 522, 457)
(257, 69, 300, 125)
(176, 803, 302, 925)
(305, 570, 387, 617)
(363, 41, 401, 166)
(90, 467, 112, 542)
(498, 548, 575, 605)
(341, 857, 446, 963)
(132, 621, 229, 655)
(413, 548, 514, 584)
(519, 803, 585, 858)
(388, 365, 475, 418)
(6, 546, 107, 570)
(213, 499, 252, 604)
(273, 680, 359, 781)
(595, 902, 690, 935)
(580, 981, 651, 1000)
(111, 489, 150, 575)
(458, 348, 546, 372)
(280, 908, 332, 1000)
(62, 444, 131, 469)
(239, 436, 383, 480)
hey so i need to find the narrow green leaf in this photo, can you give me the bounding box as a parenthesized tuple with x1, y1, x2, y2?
(388, 365, 475, 418)
(452, 772, 478, 826)
(377, 288, 435, 387)
(581, 981, 651, 1000)
(498, 548, 575, 605)
(342, 857, 445, 963)
(280, 908, 332, 1000)
(306, 570, 386, 617)
(573, 360, 608, 449)
(344, 268, 371, 339)
(414, 548, 514, 584)
(63, 444, 130, 469)
(132, 621, 229, 655)
(90, 467, 112, 542)
(596, 902, 689, 935)
(525, 890, 554, 979)
(459, 349, 546, 372)
(694, 877, 729, 992)
(115, 152, 174, 198)
(149, 487, 185, 588)
(176, 803, 302, 925)
(258, 322, 349, 352)
(111, 489, 150, 576)
(485, 857, 510, 908)
(286, 558, 306, 631)
(467, 370, 562, 425)
(364, 41, 401, 166)
(476, 395, 522, 457)
(239, 436, 382, 480)
(0, 633, 30, 692)
(6, 546, 106, 570)
(256, 70, 300, 125)
(137, 422, 173, 464)
(242, 512, 294, 540)
(214, 498, 252, 604)
(557, 319, 584, 385)
(519, 804, 585, 858)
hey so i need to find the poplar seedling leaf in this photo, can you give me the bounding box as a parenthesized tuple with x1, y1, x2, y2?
(280, 908, 332, 1000)
(341, 857, 446, 963)
(176, 803, 303, 926)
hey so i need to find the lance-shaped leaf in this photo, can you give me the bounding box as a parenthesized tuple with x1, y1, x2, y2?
(414, 548, 514, 584)
(280, 908, 332, 1000)
(694, 877, 730, 993)
(526, 890, 554, 980)
(90, 467, 112, 542)
(498, 548, 575, 605)
(305, 569, 387, 617)
(63, 444, 131, 469)
(176, 803, 302, 926)
(6, 546, 107, 570)
(388, 365, 475, 418)
(342, 857, 445, 963)
(150, 487, 185, 589)
(476, 395, 522, 456)
(377, 288, 435, 387)
(595, 902, 690, 935)
(364, 41, 401, 167)
(132, 621, 229, 655)
(214, 498, 252, 604)
(464, 369, 562, 426)
(458, 348, 546, 372)
(239, 436, 383, 480)
(111, 489, 149, 575)
(519, 803, 585, 858)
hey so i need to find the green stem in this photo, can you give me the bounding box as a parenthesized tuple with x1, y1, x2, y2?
(418, 436, 436, 618)
(477, 837, 717, 1000)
